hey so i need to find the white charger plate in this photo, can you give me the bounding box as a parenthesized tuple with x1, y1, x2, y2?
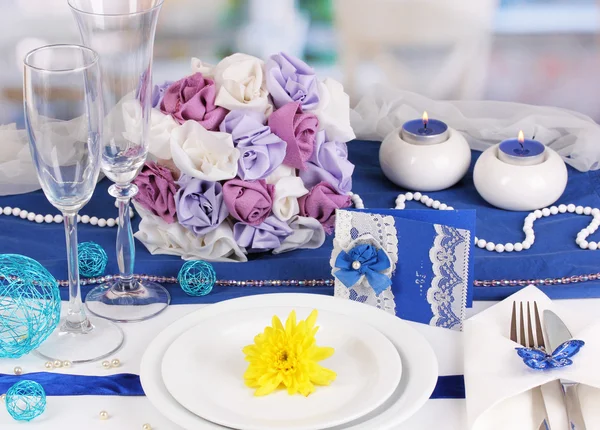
(141, 294, 438, 430)
(161, 306, 402, 430)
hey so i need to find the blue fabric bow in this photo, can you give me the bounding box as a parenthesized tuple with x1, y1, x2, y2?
(516, 339, 585, 370)
(334, 244, 392, 295)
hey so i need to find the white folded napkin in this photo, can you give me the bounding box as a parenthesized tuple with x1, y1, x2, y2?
(465, 285, 600, 430)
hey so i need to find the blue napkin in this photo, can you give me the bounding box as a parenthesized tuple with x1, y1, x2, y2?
(332, 208, 476, 330)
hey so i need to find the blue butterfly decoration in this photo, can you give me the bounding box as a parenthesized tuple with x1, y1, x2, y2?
(516, 339, 585, 370)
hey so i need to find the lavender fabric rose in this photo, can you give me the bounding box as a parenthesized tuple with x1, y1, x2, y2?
(266, 52, 320, 110)
(233, 216, 293, 252)
(133, 161, 178, 224)
(160, 72, 228, 130)
(299, 130, 355, 193)
(175, 175, 229, 236)
(268, 102, 319, 170)
(220, 110, 287, 180)
(223, 179, 275, 226)
(298, 181, 351, 234)
(152, 81, 173, 108)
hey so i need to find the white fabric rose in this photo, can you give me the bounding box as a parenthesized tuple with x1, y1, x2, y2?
(134, 204, 247, 262)
(273, 216, 326, 254)
(148, 109, 179, 160)
(272, 176, 308, 221)
(191, 57, 214, 78)
(312, 78, 356, 143)
(170, 120, 239, 181)
(212, 53, 273, 115)
(265, 164, 296, 185)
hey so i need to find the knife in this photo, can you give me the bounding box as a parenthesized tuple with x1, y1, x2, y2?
(543, 310, 587, 430)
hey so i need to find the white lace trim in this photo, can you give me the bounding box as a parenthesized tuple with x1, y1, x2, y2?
(332, 210, 397, 316)
(428, 224, 471, 331)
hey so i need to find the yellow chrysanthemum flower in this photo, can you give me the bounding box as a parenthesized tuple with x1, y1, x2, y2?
(242, 309, 336, 397)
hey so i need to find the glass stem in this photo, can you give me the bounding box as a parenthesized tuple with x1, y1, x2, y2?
(110, 183, 139, 292)
(63, 212, 92, 332)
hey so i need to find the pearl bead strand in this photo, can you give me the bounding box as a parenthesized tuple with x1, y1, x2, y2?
(0, 206, 134, 228)
(348, 192, 365, 209)
(395, 192, 600, 252)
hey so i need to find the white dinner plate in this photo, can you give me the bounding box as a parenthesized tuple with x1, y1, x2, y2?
(141, 294, 438, 430)
(161, 306, 402, 430)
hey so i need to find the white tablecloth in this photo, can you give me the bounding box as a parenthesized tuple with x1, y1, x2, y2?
(1, 298, 599, 430)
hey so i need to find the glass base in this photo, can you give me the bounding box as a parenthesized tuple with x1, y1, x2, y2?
(35, 317, 124, 364)
(85, 279, 171, 323)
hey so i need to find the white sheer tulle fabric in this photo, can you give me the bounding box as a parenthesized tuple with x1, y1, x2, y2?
(351, 86, 600, 172)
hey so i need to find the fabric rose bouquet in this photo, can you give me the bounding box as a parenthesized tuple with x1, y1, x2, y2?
(131, 52, 356, 263)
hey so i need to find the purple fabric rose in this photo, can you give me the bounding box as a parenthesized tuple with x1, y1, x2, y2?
(268, 102, 318, 170)
(152, 81, 173, 108)
(266, 52, 320, 110)
(223, 179, 275, 226)
(174, 175, 229, 236)
(160, 72, 228, 130)
(299, 131, 355, 193)
(298, 181, 351, 234)
(133, 161, 178, 224)
(220, 110, 287, 180)
(233, 216, 293, 252)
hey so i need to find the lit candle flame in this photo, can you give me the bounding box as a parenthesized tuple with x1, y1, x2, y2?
(422, 111, 428, 128)
(518, 130, 525, 144)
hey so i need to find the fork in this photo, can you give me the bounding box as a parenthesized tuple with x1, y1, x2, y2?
(511, 301, 551, 430)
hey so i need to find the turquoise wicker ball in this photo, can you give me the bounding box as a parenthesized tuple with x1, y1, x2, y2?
(6, 380, 46, 421)
(78, 242, 107, 278)
(0, 254, 61, 358)
(177, 261, 216, 296)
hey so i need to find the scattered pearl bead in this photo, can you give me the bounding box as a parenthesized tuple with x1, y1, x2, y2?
(54, 214, 63, 223)
(505, 243, 514, 252)
(11, 207, 20, 216)
(567, 204, 576, 213)
(420, 194, 429, 203)
(432, 200, 440, 209)
(107, 218, 116, 227)
(27, 212, 35, 221)
(584, 206, 592, 215)
(81, 215, 90, 223)
(111, 358, 121, 368)
(439, 203, 448, 210)
(550, 206, 559, 215)
(14, 366, 22, 375)
(53, 360, 63, 368)
(576, 206, 584, 215)
(102, 360, 111, 369)
(425, 199, 433, 207)
(19, 210, 28, 219)
(580, 241, 589, 250)
(44, 214, 54, 223)
(413, 192, 422, 200)
(446, 206, 454, 210)
(495, 244, 505, 253)
(396, 195, 406, 203)
(3, 206, 12, 215)
(63, 360, 72, 368)
(514, 243, 523, 252)
(534, 210, 542, 219)
(477, 239, 486, 248)
(485, 242, 495, 251)
(34, 214, 44, 223)
(405, 192, 413, 201)
(142, 424, 152, 430)
(589, 242, 598, 251)
(593, 208, 600, 216)
(541, 208, 551, 217)
(98, 218, 107, 227)
(90, 217, 99, 226)
(522, 241, 531, 250)
(99, 411, 109, 420)
(44, 361, 53, 369)
(558, 204, 567, 213)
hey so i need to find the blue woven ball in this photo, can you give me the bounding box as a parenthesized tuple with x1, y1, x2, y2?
(6, 380, 46, 421)
(0, 254, 61, 358)
(177, 261, 216, 296)
(78, 242, 107, 278)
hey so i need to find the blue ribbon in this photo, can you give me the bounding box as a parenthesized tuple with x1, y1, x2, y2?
(0, 372, 465, 399)
(334, 244, 392, 295)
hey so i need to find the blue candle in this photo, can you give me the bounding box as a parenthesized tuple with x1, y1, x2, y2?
(401, 111, 449, 145)
(498, 131, 546, 166)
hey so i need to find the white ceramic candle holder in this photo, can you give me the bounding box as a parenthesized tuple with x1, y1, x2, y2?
(473, 144, 568, 211)
(379, 127, 471, 191)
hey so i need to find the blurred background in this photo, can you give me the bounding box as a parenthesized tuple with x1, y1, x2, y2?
(1, 0, 599, 126)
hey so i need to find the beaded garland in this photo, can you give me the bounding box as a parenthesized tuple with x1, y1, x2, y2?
(394, 191, 600, 252)
(0, 204, 134, 228)
(5, 380, 46, 422)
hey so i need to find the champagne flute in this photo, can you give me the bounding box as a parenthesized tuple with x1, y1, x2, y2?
(68, 0, 171, 322)
(23, 44, 124, 363)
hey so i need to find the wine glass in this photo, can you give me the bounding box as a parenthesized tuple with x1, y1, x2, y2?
(23, 44, 124, 363)
(68, 0, 171, 322)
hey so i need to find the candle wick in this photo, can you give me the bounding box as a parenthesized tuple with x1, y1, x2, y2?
(519, 140, 524, 150)
(423, 121, 427, 130)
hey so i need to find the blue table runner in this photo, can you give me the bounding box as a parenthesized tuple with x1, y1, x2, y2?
(2, 140, 600, 301)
